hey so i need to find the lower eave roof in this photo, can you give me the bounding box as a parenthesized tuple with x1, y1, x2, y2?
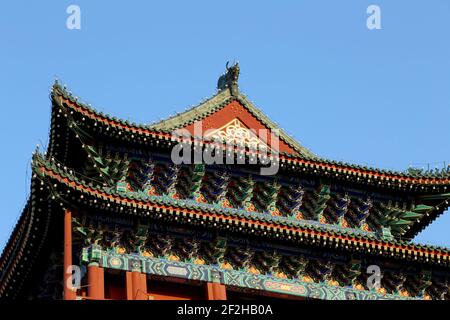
(1, 152, 449, 298)
(31, 153, 450, 266)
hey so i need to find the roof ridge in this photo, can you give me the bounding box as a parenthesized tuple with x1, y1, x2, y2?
(148, 89, 230, 128)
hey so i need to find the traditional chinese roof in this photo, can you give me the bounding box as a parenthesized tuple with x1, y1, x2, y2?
(1, 64, 450, 299)
(47, 72, 450, 238)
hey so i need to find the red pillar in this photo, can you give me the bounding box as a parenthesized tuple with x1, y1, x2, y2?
(126, 272, 133, 300)
(87, 264, 105, 300)
(64, 208, 76, 300)
(126, 271, 147, 300)
(206, 282, 227, 300)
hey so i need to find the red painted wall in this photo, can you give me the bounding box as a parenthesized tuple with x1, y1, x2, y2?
(147, 279, 205, 300)
(104, 272, 127, 300)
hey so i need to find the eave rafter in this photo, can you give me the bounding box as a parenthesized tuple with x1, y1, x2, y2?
(0, 175, 55, 298)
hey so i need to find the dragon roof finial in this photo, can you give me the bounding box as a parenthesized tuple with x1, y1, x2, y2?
(217, 61, 240, 96)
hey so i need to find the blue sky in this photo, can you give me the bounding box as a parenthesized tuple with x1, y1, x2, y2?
(0, 1, 449, 250)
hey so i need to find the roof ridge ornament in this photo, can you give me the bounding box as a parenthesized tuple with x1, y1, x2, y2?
(217, 61, 240, 96)
(53, 78, 61, 90)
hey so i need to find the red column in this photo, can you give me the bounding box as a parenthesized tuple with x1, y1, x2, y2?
(126, 271, 147, 300)
(134, 272, 148, 300)
(87, 264, 105, 300)
(206, 282, 227, 300)
(140, 273, 148, 300)
(64, 208, 76, 300)
(126, 272, 133, 300)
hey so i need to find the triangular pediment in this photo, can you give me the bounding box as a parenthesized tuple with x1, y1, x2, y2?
(149, 89, 315, 158)
(204, 118, 272, 152)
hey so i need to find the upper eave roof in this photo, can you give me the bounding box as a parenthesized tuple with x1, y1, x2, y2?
(51, 82, 450, 185)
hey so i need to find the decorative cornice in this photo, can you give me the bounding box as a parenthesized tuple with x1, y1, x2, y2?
(96, 250, 418, 300)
